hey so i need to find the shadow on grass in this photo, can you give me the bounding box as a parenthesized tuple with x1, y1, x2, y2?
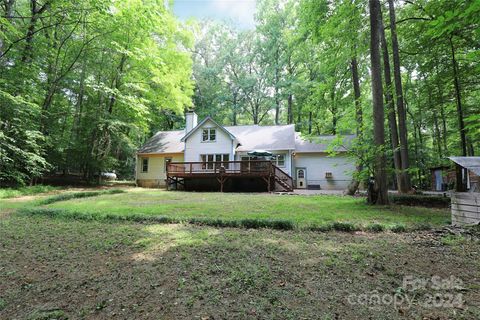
(1, 215, 478, 320)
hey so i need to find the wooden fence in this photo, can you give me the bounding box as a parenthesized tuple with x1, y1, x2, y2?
(451, 192, 480, 225)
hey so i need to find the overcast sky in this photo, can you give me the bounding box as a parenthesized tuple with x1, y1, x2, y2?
(173, 0, 257, 29)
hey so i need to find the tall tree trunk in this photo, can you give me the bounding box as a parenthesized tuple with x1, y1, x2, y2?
(380, 15, 403, 191)
(440, 104, 448, 155)
(369, 0, 389, 205)
(22, 0, 50, 62)
(0, 0, 15, 56)
(308, 111, 312, 134)
(287, 93, 293, 124)
(387, 0, 411, 193)
(433, 112, 442, 158)
(232, 90, 238, 125)
(345, 55, 363, 196)
(107, 53, 127, 114)
(274, 58, 280, 125)
(449, 36, 467, 191)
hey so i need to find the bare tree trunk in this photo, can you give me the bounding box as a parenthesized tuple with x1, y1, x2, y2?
(369, 0, 389, 205)
(231, 90, 238, 125)
(345, 55, 363, 196)
(440, 104, 448, 155)
(287, 93, 293, 124)
(274, 58, 280, 125)
(380, 15, 403, 191)
(308, 111, 312, 134)
(449, 36, 467, 191)
(387, 0, 411, 193)
(107, 53, 127, 114)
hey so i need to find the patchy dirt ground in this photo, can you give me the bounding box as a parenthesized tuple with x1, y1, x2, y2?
(0, 213, 479, 320)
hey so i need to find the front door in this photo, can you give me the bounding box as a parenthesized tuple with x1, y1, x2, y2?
(296, 168, 306, 189)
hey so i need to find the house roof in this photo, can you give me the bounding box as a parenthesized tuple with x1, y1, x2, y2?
(137, 120, 353, 155)
(180, 116, 237, 142)
(294, 133, 355, 153)
(449, 157, 480, 176)
(225, 124, 296, 151)
(137, 130, 185, 154)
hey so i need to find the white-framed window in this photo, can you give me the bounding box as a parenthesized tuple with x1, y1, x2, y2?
(201, 154, 229, 169)
(141, 158, 149, 173)
(274, 154, 286, 167)
(202, 128, 216, 142)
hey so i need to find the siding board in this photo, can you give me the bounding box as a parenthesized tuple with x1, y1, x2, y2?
(451, 192, 480, 226)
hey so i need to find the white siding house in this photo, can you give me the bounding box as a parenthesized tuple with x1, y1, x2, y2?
(136, 112, 355, 190)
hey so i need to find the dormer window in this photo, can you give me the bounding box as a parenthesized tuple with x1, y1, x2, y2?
(202, 128, 216, 142)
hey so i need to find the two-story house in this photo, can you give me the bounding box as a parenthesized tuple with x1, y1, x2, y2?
(136, 112, 355, 191)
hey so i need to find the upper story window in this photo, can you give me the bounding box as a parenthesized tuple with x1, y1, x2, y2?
(141, 158, 149, 173)
(202, 128, 216, 142)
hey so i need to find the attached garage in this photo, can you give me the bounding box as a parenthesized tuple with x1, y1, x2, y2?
(292, 134, 355, 190)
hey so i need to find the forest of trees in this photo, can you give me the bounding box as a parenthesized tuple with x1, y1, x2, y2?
(1, 0, 479, 199)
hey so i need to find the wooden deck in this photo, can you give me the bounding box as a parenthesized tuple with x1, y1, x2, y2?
(166, 160, 294, 192)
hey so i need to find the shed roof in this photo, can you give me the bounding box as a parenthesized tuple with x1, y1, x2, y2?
(449, 157, 480, 175)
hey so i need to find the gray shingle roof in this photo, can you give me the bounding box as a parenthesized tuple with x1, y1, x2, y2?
(294, 133, 355, 153)
(137, 130, 185, 154)
(225, 124, 296, 151)
(137, 123, 353, 154)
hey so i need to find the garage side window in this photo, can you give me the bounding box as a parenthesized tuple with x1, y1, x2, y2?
(142, 158, 149, 173)
(274, 154, 285, 167)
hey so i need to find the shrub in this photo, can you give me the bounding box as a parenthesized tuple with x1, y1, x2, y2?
(40, 189, 125, 205)
(389, 194, 450, 208)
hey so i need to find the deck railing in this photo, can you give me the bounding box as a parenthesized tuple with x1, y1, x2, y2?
(167, 160, 273, 175)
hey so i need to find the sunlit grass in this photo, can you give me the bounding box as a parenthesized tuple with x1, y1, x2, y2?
(40, 188, 450, 230)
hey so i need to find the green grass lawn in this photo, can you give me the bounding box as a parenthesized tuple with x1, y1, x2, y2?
(0, 185, 60, 199)
(37, 188, 450, 230)
(0, 188, 478, 319)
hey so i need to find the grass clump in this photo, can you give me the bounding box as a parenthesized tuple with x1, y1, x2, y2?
(441, 234, 468, 246)
(40, 189, 125, 205)
(331, 222, 359, 232)
(411, 223, 433, 231)
(28, 309, 67, 320)
(20, 207, 295, 231)
(389, 194, 450, 208)
(0, 185, 60, 199)
(366, 223, 385, 233)
(390, 224, 407, 233)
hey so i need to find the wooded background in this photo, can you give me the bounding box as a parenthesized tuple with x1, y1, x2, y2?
(1, 0, 478, 197)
